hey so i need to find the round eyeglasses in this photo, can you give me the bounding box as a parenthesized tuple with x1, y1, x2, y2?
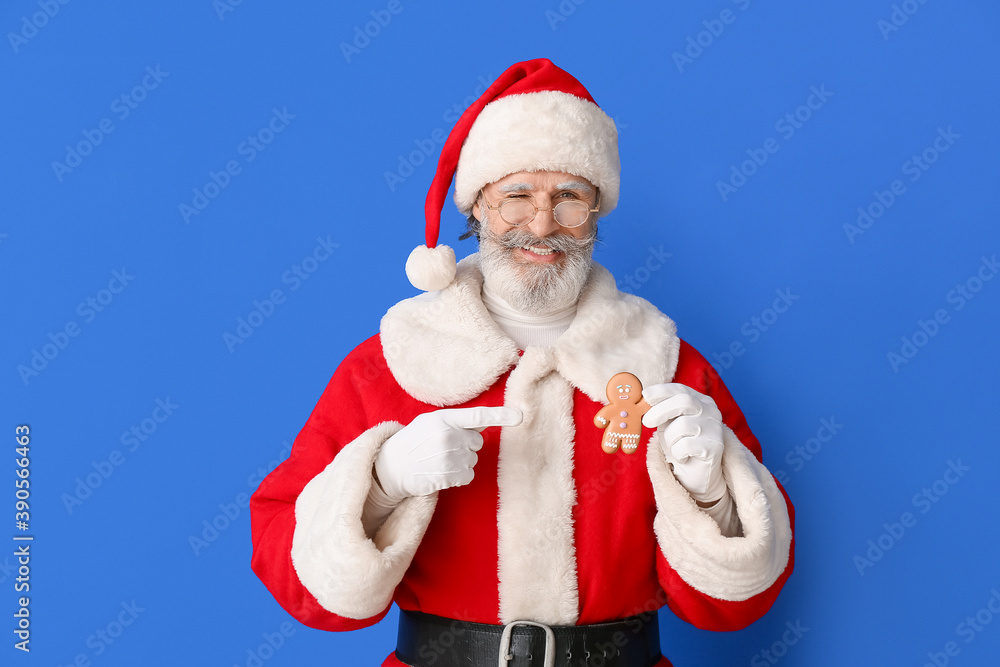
(479, 189, 600, 229)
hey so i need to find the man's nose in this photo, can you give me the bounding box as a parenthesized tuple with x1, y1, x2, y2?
(526, 205, 561, 237)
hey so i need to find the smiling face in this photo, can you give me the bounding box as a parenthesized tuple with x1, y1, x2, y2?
(474, 171, 598, 315)
(474, 170, 598, 258)
(607, 372, 642, 404)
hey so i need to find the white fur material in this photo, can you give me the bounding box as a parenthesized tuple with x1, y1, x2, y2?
(405, 244, 457, 292)
(381, 256, 679, 407)
(381, 259, 521, 407)
(647, 425, 792, 600)
(291, 422, 438, 619)
(550, 264, 679, 403)
(497, 347, 580, 625)
(454, 91, 620, 218)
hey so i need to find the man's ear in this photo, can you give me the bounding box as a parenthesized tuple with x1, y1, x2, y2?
(472, 197, 481, 222)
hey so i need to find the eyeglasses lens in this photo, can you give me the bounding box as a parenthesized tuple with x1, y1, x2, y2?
(498, 200, 589, 228)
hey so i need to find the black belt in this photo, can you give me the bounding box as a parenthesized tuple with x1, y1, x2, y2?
(395, 609, 662, 667)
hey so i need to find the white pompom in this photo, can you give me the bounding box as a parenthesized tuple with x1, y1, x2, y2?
(405, 244, 457, 292)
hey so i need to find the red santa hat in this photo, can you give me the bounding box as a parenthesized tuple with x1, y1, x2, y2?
(405, 58, 620, 292)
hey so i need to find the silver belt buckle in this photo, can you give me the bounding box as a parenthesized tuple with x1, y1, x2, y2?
(498, 620, 556, 667)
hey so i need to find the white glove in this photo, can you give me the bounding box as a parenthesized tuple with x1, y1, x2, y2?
(642, 383, 726, 503)
(374, 406, 522, 502)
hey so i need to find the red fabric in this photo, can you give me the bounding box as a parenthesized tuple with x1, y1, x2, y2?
(424, 58, 597, 248)
(250, 335, 794, 654)
(387, 375, 509, 620)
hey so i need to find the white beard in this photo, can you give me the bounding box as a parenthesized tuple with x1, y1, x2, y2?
(478, 217, 596, 316)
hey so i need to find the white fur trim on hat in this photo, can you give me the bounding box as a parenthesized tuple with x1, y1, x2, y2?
(454, 91, 620, 218)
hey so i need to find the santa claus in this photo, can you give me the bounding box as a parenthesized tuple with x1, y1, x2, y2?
(250, 58, 794, 667)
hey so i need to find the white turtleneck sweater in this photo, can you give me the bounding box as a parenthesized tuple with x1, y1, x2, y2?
(480, 282, 577, 349)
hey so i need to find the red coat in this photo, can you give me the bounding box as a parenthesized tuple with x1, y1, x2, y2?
(251, 259, 795, 666)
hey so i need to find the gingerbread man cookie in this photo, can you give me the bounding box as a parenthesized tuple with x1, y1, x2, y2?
(593, 372, 652, 454)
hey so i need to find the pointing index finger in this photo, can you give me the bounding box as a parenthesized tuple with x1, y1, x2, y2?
(442, 406, 523, 432)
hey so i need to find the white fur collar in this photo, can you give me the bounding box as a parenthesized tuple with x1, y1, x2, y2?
(381, 255, 680, 405)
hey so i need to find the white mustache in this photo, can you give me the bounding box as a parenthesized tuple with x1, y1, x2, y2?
(495, 229, 595, 254)
(478, 217, 596, 316)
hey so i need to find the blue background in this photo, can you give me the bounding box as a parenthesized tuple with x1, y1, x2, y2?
(2, 1, 999, 665)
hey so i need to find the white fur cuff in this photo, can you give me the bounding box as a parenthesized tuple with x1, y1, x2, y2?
(648, 426, 792, 601)
(291, 422, 438, 619)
